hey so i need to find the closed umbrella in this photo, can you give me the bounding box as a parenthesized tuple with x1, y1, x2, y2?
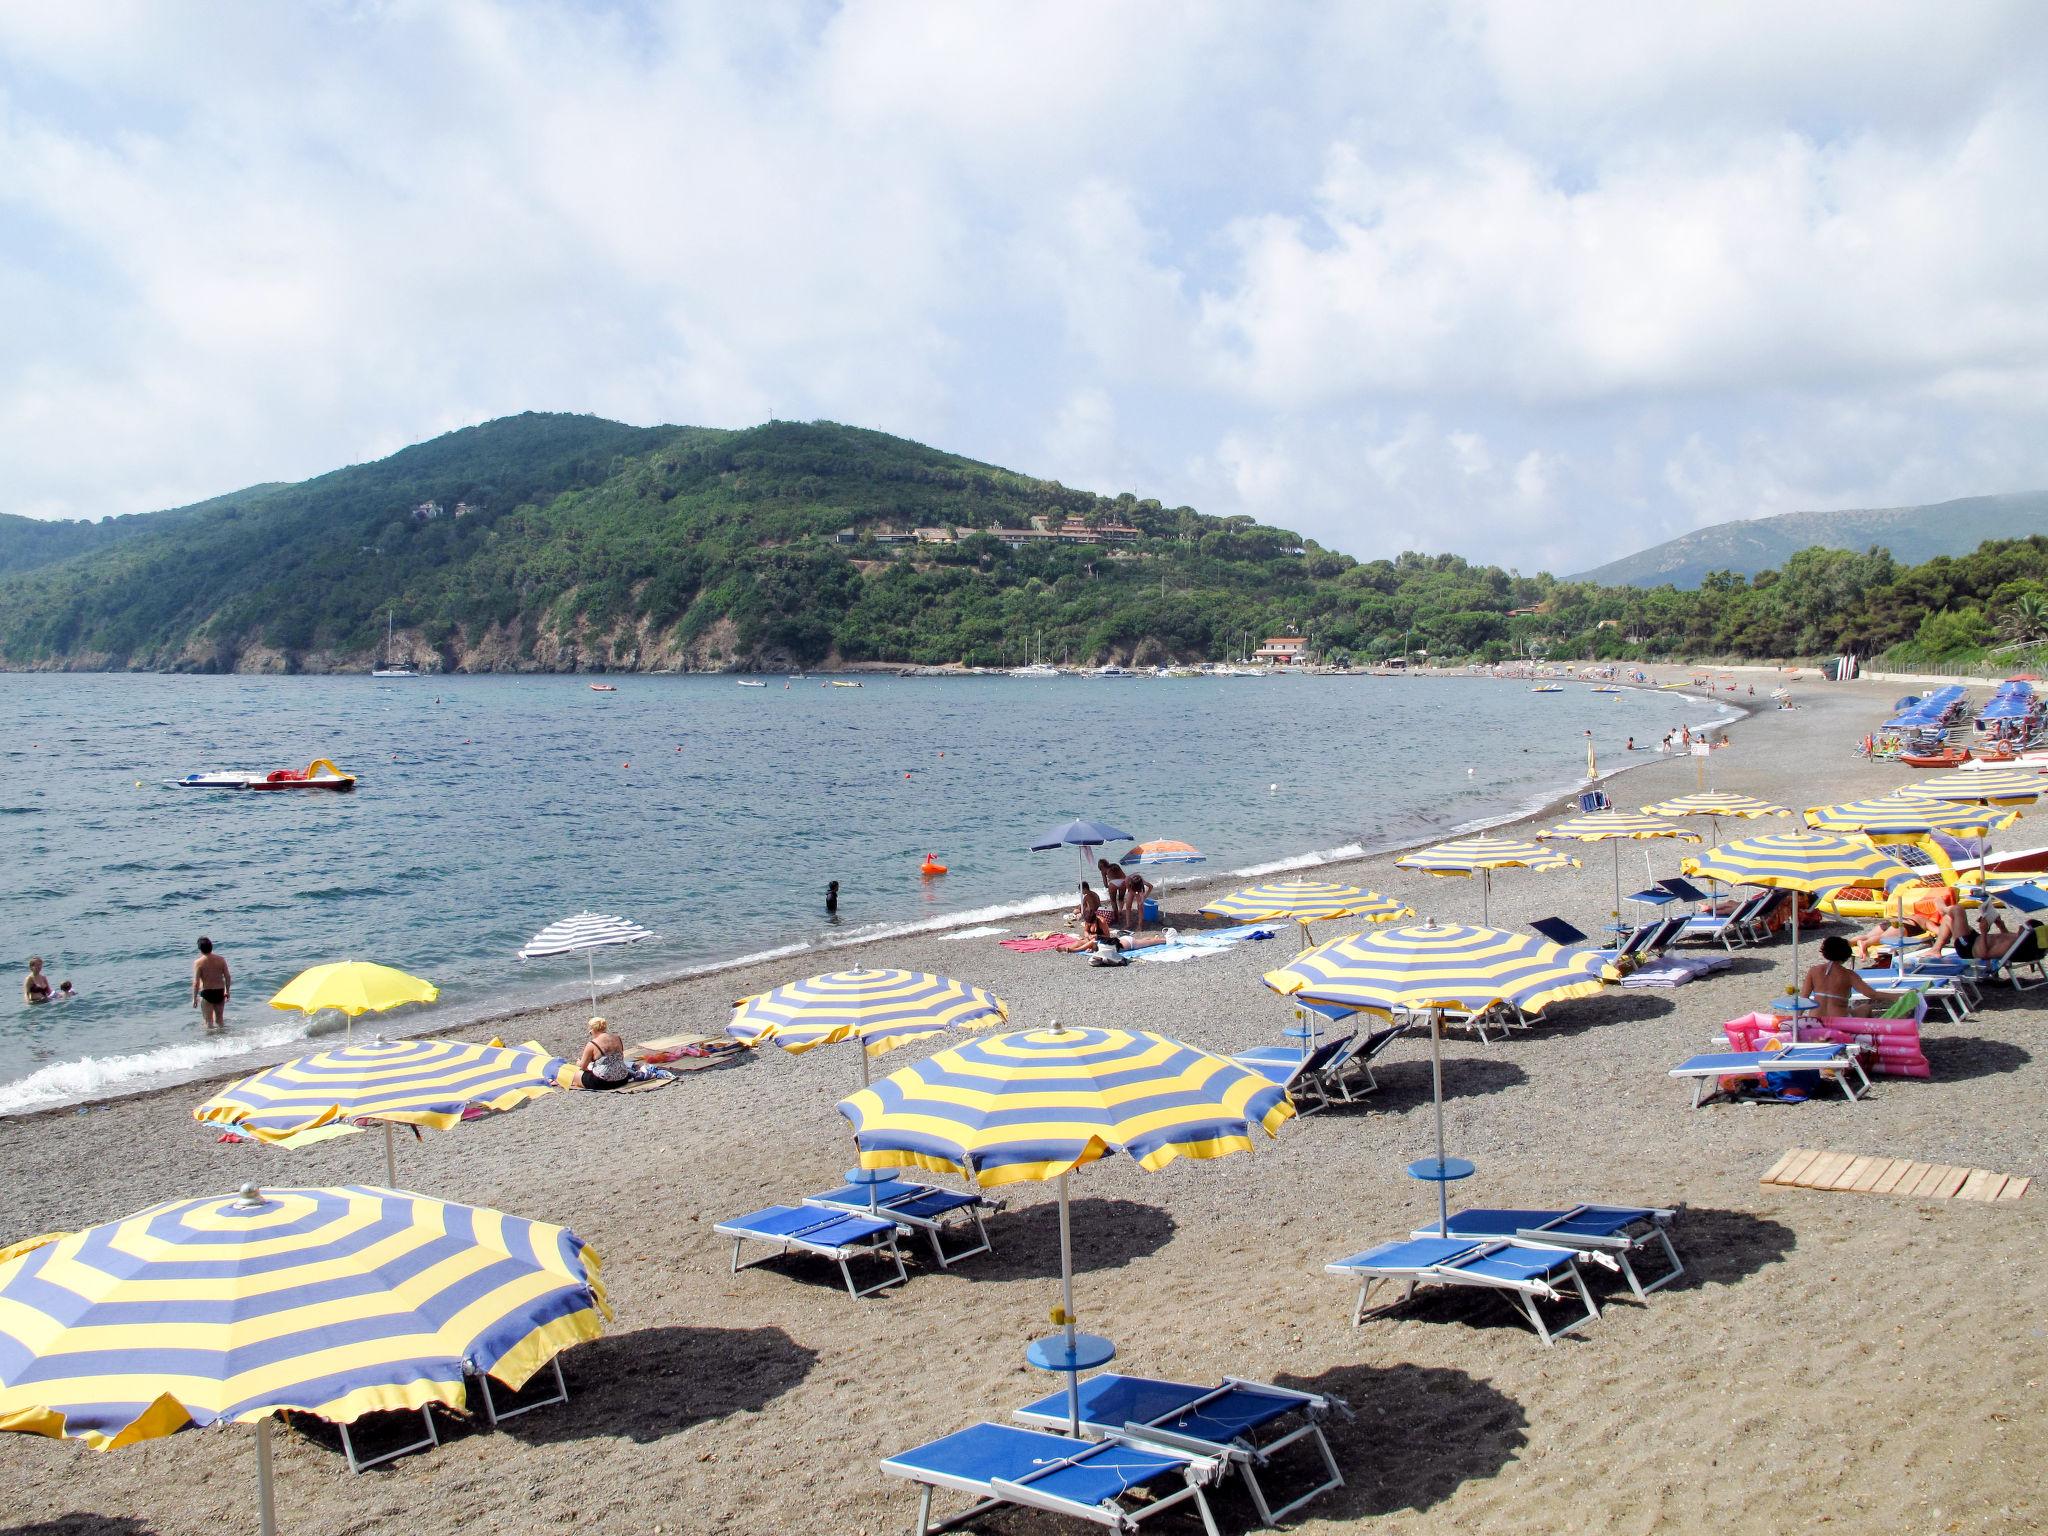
(839, 1025, 1291, 1434)
(1394, 837, 1579, 924)
(195, 1036, 572, 1183)
(0, 1183, 608, 1534)
(518, 911, 654, 1009)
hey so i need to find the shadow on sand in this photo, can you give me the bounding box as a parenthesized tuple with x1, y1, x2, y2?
(4, 1521, 158, 1536)
(1665, 1206, 1797, 1288)
(968, 1196, 1177, 1282)
(1920, 1035, 2031, 1082)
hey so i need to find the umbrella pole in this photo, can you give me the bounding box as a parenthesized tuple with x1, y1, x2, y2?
(1789, 893, 1803, 1041)
(1057, 1171, 1079, 1437)
(1430, 1010, 1449, 1238)
(383, 1122, 397, 1187)
(1612, 842, 1623, 929)
(255, 1416, 277, 1536)
(586, 950, 598, 1012)
(1480, 869, 1491, 926)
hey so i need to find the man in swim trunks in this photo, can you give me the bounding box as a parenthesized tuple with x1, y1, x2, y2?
(191, 936, 230, 1031)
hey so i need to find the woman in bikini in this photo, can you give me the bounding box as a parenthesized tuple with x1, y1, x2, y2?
(22, 957, 51, 1006)
(1804, 935, 1896, 1018)
(577, 1017, 631, 1090)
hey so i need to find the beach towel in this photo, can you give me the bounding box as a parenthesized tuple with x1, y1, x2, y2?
(1130, 924, 1278, 963)
(1000, 934, 1089, 953)
(1621, 954, 1735, 988)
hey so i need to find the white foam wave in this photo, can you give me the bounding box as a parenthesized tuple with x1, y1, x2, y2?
(0, 1017, 317, 1118)
(1224, 842, 1367, 879)
(935, 924, 1008, 941)
(822, 891, 1075, 949)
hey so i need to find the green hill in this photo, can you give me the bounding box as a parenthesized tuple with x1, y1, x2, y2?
(1572, 492, 2048, 588)
(10, 412, 2048, 675)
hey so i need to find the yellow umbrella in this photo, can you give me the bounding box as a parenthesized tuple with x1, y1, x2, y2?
(270, 961, 438, 1042)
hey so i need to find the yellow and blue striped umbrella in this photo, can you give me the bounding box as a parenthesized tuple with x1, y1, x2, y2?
(1641, 791, 1790, 819)
(1683, 831, 1917, 997)
(1395, 837, 1579, 924)
(1262, 920, 1611, 1019)
(1541, 812, 1700, 921)
(195, 1037, 572, 1181)
(0, 1185, 606, 1532)
(839, 1025, 1291, 1434)
(1897, 767, 2046, 806)
(1200, 877, 1408, 926)
(1805, 796, 2017, 836)
(727, 968, 1007, 1073)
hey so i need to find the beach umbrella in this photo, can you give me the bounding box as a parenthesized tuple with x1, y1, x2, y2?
(726, 967, 1008, 1086)
(838, 1025, 1291, 1434)
(1641, 792, 1794, 906)
(269, 960, 439, 1044)
(1539, 812, 1701, 930)
(518, 911, 654, 1008)
(195, 1036, 573, 1184)
(1394, 837, 1579, 924)
(1030, 817, 1133, 876)
(1898, 767, 2046, 806)
(1682, 832, 1916, 1004)
(1122, 839, 1205, 867)
(1262, 920, 1609, 1233)
(0, 1183, 608, 1535)
(1200, 877, 1410, 946)
(1805, 796, 2018, 837)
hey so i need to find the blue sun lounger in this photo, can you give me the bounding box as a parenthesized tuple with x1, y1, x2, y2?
(1014, 1374, 1344, 1525)
(803, 1179, 996, 1267)
(882, 1421, 1225, 1535)
(1669, 1043, 1872, 1107)
(1324, 1235, 1601, 1346)
(714, 1204, 907, 1298)
(1414, 1204, 1682, 1304)
(1231, 1032, 1356, 1112)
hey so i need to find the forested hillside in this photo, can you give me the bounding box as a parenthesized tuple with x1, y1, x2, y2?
(3, 412, 2047, 674)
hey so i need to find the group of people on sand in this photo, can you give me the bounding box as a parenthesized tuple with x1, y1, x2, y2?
(1074, 859, 1167, 966)
(1801, 885, 2035, 1017)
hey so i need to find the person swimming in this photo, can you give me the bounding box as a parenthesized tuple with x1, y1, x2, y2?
(22, 957, 51, 1006)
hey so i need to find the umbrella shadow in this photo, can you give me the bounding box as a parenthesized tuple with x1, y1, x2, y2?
(970, 1197, 1177, 1282)
(1921, 1036, 2031, 1081)
(506, 1325, 819, 1445)
(1264, 1362, 1527, 1518)
(1662, 1207, 1796, 1288)
(4, 1521, 158, 1536)
(1364, 1056, 1527, 1111)
(1533, 991, 1674, 1036)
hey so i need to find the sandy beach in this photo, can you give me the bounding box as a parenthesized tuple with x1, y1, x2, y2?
(3, 672, 2042, 1536)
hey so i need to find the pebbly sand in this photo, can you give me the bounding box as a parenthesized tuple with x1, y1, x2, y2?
(2, 672, 2043, 1536)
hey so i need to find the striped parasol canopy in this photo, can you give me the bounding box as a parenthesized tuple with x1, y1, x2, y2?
(1540, 812, 1700, 923)
(1641, 792, 1791, 819)
(518, 911, 654, 1008)
(1123, 840, 1205, 866)
(0, 1184, 607, 1534)
(1200, 878, 1410, 942)
(195, 1037, 572, 1182)
(1805, 796, 2018, 836)
(839, 1025, 1292, 1434)
(1683, 831, 1918, 999)
(1261, 920, 1611, 1019)
(1395, 837, 1579, 924)
(1897, 767, 2046, 806)
(727, 968, 1007, 1083)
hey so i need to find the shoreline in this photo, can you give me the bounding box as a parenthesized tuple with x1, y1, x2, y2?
(4, 674, 1745, 1127)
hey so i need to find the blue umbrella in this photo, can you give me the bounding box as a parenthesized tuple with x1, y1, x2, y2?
(1031, 817, 1133, 878)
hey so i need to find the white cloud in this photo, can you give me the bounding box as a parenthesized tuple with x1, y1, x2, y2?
(1, 0, 2045, 576)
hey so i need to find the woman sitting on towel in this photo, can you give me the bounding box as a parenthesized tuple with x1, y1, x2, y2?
(1805, 936, 1896, 1018)
(577, 1017, 631, 1090)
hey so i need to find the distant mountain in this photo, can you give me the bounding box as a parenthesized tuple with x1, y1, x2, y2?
(1572, 492, 2048, 588)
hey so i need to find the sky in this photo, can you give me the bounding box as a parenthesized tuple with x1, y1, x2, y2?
(2, 1, 2046, 575)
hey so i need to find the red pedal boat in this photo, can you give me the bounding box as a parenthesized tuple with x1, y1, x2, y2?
(165, 758, 357, 792)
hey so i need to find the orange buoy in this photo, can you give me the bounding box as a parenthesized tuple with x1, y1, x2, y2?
(919, 854, 947, 876)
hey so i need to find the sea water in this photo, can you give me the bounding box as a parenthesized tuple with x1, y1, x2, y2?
(0, 672, 1720, 1113)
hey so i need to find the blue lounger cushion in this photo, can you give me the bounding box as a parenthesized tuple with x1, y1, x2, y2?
(1018, 1375, 1298, 1446)
(884, 1422, 1190, 1506)
(1333, 1235, 1478, 1271)
(720, 1204, 897, 1246)
(1444, 1206, 1648, 1241)
(1673, 1045, 1846, 1074)
(806, 1181, 981, 1218)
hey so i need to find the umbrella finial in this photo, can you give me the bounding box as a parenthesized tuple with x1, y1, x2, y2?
(234, 1183, 266, 1207)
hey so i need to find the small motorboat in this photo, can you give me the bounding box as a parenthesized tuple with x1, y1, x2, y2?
(589, 683, 618, 692)
(1900, 748, 1970, 769)
(736, 680, 767, 688)
(166, 758, 356, 793)
(830, 680, 863, 688)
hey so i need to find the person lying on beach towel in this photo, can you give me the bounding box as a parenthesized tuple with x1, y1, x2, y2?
(1001, 934, 1091, 953)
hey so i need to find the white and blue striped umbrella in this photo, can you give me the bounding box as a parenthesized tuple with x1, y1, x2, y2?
(518, 912, 653, 1008)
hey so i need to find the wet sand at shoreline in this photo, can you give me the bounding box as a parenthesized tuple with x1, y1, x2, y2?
(2, 672, 2041, 1535)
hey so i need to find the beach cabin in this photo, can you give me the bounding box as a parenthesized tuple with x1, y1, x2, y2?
(1254, 635, 1309, 666)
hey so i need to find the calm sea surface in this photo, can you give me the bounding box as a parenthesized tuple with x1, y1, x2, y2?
(0, 672, 1721, 1113)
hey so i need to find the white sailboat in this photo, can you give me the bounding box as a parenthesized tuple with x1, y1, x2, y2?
(371, 609, 417, 678)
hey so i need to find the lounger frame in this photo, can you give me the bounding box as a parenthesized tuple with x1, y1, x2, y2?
(715, 1208, 908, 1299)
(1668, 1045, 1872, 1108)
(803, 1183, 996, 1268)
(1423, 1205, 1683, 1305)
(1326, 1239, 1601, 1347)
(1015, 1374, 1344, 1526)
(882, 1425, 1225, 1536)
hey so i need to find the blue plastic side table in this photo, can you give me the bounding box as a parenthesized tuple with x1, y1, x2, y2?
(1026, 1333, 1117, 1373)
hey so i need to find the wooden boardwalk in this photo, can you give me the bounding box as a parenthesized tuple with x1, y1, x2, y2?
(1762, 1147, 2030, 1202)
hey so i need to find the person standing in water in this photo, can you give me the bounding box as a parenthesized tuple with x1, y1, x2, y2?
(191, 936, 231, 1031)
(825, 880, 840, 916)
(22, 957, 51, 1005)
